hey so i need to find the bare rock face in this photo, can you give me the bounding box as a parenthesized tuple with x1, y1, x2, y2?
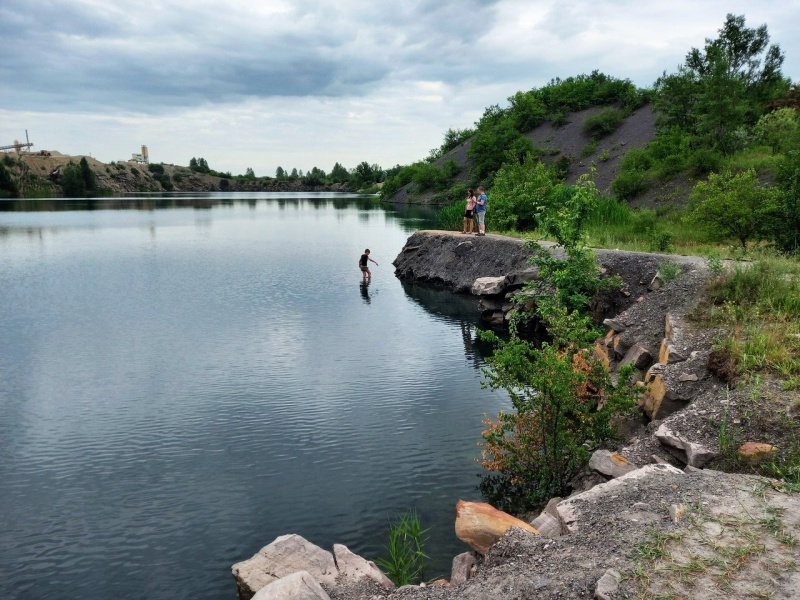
(455, 500, 539, 554)
(251, 570, 330, 600)
(556, 464, 684, 534)
(655, 424, 718, 467)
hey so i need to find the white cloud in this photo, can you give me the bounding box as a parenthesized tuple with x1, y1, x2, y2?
(0, 0, 798, 175)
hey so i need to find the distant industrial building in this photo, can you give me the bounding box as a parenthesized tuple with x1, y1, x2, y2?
(131, 145, 149, 164)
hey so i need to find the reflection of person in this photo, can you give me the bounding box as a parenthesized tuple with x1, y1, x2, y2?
(359, 248, 378, 282)
(359, 281, 371, 304)
(475, 186, 487, 236)
(462, 188, 476, 234)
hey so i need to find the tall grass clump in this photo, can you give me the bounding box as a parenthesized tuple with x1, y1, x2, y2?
(375, 510, 429, 586)
(704, 254, 800, 379)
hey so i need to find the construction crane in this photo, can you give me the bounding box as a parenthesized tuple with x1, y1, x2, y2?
(0, 130, 34, 153)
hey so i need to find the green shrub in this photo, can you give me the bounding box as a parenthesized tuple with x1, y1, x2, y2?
(489, 153, 557, 231)
(619, 148, 653, 173)
(656, 154, 687, 180)
(375, 510, 429, 586)
(548, 111, 568, 127)
(688, 169, 778, 251)
(583, 107, 624, 138)
(147, 163, 165, 175)
(580, 139, 598, 158)
(551, 155, 571, 180)
(0, 163, 18, 197)
(611, 171, 647, 200)
(153, 172, 173, 191)
(689, 149, 724, 176)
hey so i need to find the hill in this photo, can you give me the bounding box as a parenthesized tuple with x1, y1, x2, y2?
(0, 152, 351, 198)
(387, 102, 658, 205)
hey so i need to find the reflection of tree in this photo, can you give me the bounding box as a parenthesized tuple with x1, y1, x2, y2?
(359, 282, 371, 305)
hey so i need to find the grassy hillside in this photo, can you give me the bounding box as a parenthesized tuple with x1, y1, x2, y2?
(383, 14, 800, 257)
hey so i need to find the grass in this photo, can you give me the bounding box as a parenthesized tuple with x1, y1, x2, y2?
(722, 145, 785, 175)
(374, 510, 430, 586)
(703, 255, 800, 381)
(627, 492, 798, 599)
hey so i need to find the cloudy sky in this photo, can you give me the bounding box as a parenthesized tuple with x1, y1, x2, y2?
(1, 1, 798, 177)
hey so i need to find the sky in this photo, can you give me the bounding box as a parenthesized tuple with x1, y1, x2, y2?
(1, 1, 799, 177)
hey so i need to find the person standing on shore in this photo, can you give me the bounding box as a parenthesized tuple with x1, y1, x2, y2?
(475, 186, 487, 236)
(462, 188, 476, 234)
(359, 249, 378, 282)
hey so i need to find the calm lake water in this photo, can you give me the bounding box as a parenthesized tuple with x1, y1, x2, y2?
(0, 193, 510, 600)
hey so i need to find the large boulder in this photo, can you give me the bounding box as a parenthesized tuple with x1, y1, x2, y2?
(232, 535, 393, 600)
(455, 500, 539, 554)
(251, 571, 330, 600)
(655, 424, 718, 468)
(332, 544, 394, 589)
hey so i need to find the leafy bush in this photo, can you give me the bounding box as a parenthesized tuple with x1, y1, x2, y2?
(508, 90, 547, 132)
(2, 154, 16, 167)
(375, 511, 429, 586)
(611, 171, 647, 200)
(412, 162, 451, 192)
(147, 163, 165, 175)
(489, 153, 556, 231)
(468, 120, 535, 184)
(583, 107, 624, 138)
(60, 162, 86, 197)
(656, 154, 687, 180)
(771, 151, 800, 254)
(153, 172, 173, 191)
(688, 169, 778, 250)
(689, 149, 724, 176)
(0, 163, 18, 197)
(479, 175, 634, 511)
(440, 127, 474, 154)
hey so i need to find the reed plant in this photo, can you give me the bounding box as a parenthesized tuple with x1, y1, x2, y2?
(375, 510, 430, 586)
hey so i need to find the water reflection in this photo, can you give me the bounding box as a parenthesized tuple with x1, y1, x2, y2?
(359, 281, 371, 305)
(401, 282, 496, 367)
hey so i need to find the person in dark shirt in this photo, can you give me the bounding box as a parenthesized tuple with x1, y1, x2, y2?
(359, 248, 378, 282)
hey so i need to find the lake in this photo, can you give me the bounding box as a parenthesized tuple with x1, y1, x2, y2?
(0, 193, 511, 600)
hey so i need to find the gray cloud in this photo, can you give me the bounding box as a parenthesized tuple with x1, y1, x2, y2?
(0, 0, 502, 112)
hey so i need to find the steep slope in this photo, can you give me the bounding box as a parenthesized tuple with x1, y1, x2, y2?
(386, 104, 657, 204)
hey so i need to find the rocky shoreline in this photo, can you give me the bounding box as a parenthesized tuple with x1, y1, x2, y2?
(231, 231, 800, 600)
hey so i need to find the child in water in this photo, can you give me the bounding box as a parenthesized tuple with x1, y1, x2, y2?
(359, 249, 378, 282)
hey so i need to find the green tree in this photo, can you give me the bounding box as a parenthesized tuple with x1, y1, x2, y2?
(440, 127, 474, 154)
(478, 171, 632, 512)
(508, 90, 547, 132)
(489, 153, 556, 231)
(79, 157, 96, 192)
(771, 151, 800, 253)
(289, 168, 298, 179)
(688, 169, 778, 250)
(244, 167, 255, 179)
(0, 163, 18, 197)
(754, 107, 800, 154)
(655, 14, 788, 153)
(275, 166, 285, 179)
(61, 162, 86, 197)
(329, 162, 350, 183)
